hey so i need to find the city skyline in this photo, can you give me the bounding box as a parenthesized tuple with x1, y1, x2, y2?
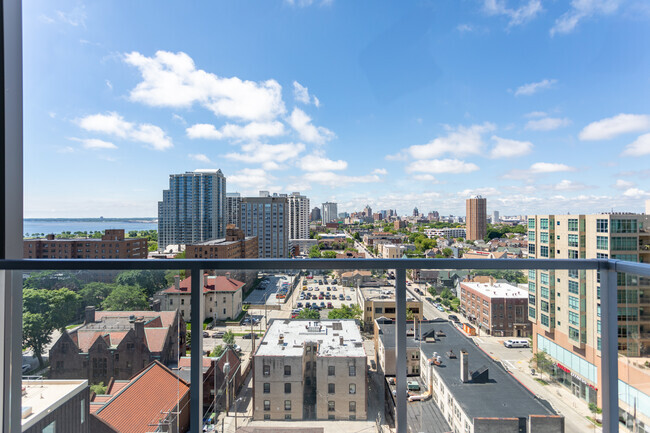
(23, 1, 650, 218)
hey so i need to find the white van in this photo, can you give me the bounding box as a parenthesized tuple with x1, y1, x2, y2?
(504, 339, 530, 348)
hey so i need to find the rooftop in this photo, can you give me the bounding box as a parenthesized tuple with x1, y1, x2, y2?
(162, 275, 245, 294)
(21, 379, 88, 430)
(192, 236, 256, 246)
(255, 319, 366, 358)
(377, 320, 556, 420)
(360, 286, 419, 303)
(460, 282, 527, 299)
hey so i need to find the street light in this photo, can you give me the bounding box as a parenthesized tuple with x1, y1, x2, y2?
(234, 397, 243, 431)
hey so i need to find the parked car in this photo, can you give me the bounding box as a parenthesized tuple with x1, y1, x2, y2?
(332, 287, 337, 291)
(306, 302, 311, 307)
(203, 331, 209, 338)
(504, 339, 530, 348)
(327, 302, 333, 308)
(242, 333, 257, 339)
(297, 302, 303, 308)
(326, 287, 331, 291)
(437, 305, 445, 312)
(213, 331, 225, 338)
(320, 302, 326, 308)
(346, 296, 351, 300)
(319, 295, 324, 300)
(448, 315, 460, 323)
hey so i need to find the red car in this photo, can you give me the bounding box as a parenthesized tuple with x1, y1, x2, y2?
(327, 302, 333, 309)
(319, 295, 324, 300)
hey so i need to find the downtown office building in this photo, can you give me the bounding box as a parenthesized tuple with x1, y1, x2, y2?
(158, 170, 227, 250)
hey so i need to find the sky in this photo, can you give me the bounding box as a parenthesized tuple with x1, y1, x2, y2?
(22, 0, 650, 218)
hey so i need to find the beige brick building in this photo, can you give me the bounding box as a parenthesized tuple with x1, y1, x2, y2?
(355, 286, 422, 330)
(253, 319, 367, 421)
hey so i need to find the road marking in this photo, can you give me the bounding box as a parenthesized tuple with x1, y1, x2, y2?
(503, 360, 516, 371)
(474, 337, 484, 344)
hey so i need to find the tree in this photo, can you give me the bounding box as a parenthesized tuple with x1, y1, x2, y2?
(531, 351, 552, 380)
(148, 241, 158, 251)
(297, 309, 320, 320)
(22, 288, 81, 367)
(23, 270, 82, 291)
(353, 232, 361, 241)
(223, 330, 235, 346)
(406, 308, 414, 321)
(90, 382, 107, 395)
(210, 345, 225, 357)
(128, 230, 138, 238)
(102, 285, 148, 311)
(115, 270, 167, 297)
(308, 245, 322, 258)
(328, 304, 362, 320)
(321, 251, 337, 258)
(78, 282, 114, 309)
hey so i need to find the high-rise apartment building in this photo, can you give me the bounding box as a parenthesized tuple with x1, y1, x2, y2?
(287, 192, 310, 240)
(528, 213, 650, 410)
(226, 192, 242, 228)
(466, 196, 487, 240)
(492, 210, 500, 223)
(322, 202, 338, 224)
(158, 170, 226, 250)
(310, 207, 321, 222)
(241, 192, 288, 258)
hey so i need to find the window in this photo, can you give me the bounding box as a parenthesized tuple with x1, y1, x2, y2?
(569, 311, 579, 326)
(284, 365, 291, 376)
(349, 383, 356, 394)
(374, 307, 382, 313)
(540, 286, 549, 299)
(528, 307, 536, 319)
(596, 219, 608, 233)
(540, 273, 549, 285)
(569, 327, 580, 342)
(43, 421, 56, 433)
(528, 282, 536, 293)
(528, 243, 535, 255)
(263, 364, 270, 376)
(568, 233, 579, 247)
(568, 269, 579, 279)
(611, 236, 638, 250)
(528, 231, 535, 242)
(597, 252, 609, 259)
(569, 296, 580, 310)
(540, 300, 549, 313)
(528, 218, 535, 229)
(328, 383, 335, 394)
(540, 232, 549, 244)
(263, 383, 270, 393)
(264, 400, 271, 411)
(568, 218, 578, 231)
(596, 236, 608, 250)
(528, 270, 535, 281)
(285, 400, 291, 411)
(612, 219, 637, 233)
(541, 314, 549, 326)
(349, 401, 356, 412)
(568, 250, 578, 259)
(81, 399, 85, 424)
(285, 414, 292, 420)
(328, 365, 335, 376)
(540, 218, 549, 230)
(529, 294, 536, 304)
(328, 401, 335, 412)
(540, 246, 549, 257)
(285, 383, 291, 393)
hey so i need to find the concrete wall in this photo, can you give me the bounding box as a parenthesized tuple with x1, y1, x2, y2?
(473, 418, 520, 433)
(528, 415, 564, 433)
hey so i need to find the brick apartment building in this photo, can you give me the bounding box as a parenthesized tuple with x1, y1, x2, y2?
(49, 307, 185, 385)
(24, 229, 147, 259)
(459, 281, 530, 337)
(185, 225, 258, 259)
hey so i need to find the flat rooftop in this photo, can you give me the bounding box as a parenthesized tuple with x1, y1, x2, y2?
(461, 282, 527, 299)
(256, 319, 366, 358)
(360, 286, 419, 303)
(22, 379, 87, 429)
(377, 320, 557, 420)
(193, 236, 256, 246)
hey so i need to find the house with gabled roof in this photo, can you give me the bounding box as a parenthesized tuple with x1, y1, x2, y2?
(90, 360, 190, 433)
(49, 307, 185, 385)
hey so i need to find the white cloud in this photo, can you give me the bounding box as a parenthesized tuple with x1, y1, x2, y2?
(457, 24, 474, 32)
(287, 108, 335, 144)
(71, 138, 118, 150)
(224, 142, 305, 170)
(525, 117, 571, 131)
(124, 51, 286, 121)
(579, 114, 650, 140)
(554, 179, 588, 191)
(524, 111, 547, 118)
(514, 79, 557, 96)
(406, 159, 480, 174)
(188, 153, 212, 164)
(407, 123, 495, 159)
(293, 81, 320, 106)
(372, 168, 388, 175)
(105, 80, 113, 90)
(299, 154, 347, 171)
(551, 0, 621, 36)
(459, 187, 500, 197)
(38, 14, 55, 24)
(76, 112, 173, 150)
(172, 114, 187, 124)
(228, 168, 275, 189)
(530, 162, 575, 173)
(489, 136, 533, 158)
(186, 121, 285, 141)
(56, 6, 87, 27)
(411, 174, 438, 182)
(614, 179, 635, 189)
(483, 0, 543, 27)
(622, 133, 650, 157)
(623, 187, 650, 198)
(303, 171, 381, 187)
(385, 152, 408, 161)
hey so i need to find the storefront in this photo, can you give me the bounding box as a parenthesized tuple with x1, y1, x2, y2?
(553, 362, 598, 405)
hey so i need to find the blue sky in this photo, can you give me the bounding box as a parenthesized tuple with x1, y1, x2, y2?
(23, 0, 650, 218)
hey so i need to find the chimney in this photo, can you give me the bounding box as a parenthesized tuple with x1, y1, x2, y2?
(152, 299, 161, 312)
(278, 334, 284, 345)
(460, 350, 469, 383)
(84, 306, 96, 324)
(46, 233, 55, 240)
(135, 317, 145, 341)
(174, 275, 180, 291)
(339, 336, 344, 346)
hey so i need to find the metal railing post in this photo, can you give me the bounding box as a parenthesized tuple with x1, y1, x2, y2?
(190, 267, 204, 432)
(600, 262, 619, 433)
(395, 267, 407, 433)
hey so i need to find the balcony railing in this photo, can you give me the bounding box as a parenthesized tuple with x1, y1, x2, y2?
(2, 257, 650, 433)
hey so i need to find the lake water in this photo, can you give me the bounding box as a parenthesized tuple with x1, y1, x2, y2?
(24, 218, 158, 236)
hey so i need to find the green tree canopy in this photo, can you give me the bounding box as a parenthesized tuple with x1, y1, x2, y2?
(23, 270, 82, 291)
(78, 282, 114, 309)
(223, 330, 235, 346)
(297, 309, 320, 320)
(102, 285, 149, 311)
(321, 251, 337, 258)
(327, 304, 362, 320)
(210, 345, 225, 357)
(115, 270, 167, 297)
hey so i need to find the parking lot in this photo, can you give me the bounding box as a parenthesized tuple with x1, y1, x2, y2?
(288, 276, 358, 317)
(244, 274, 296, 307)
